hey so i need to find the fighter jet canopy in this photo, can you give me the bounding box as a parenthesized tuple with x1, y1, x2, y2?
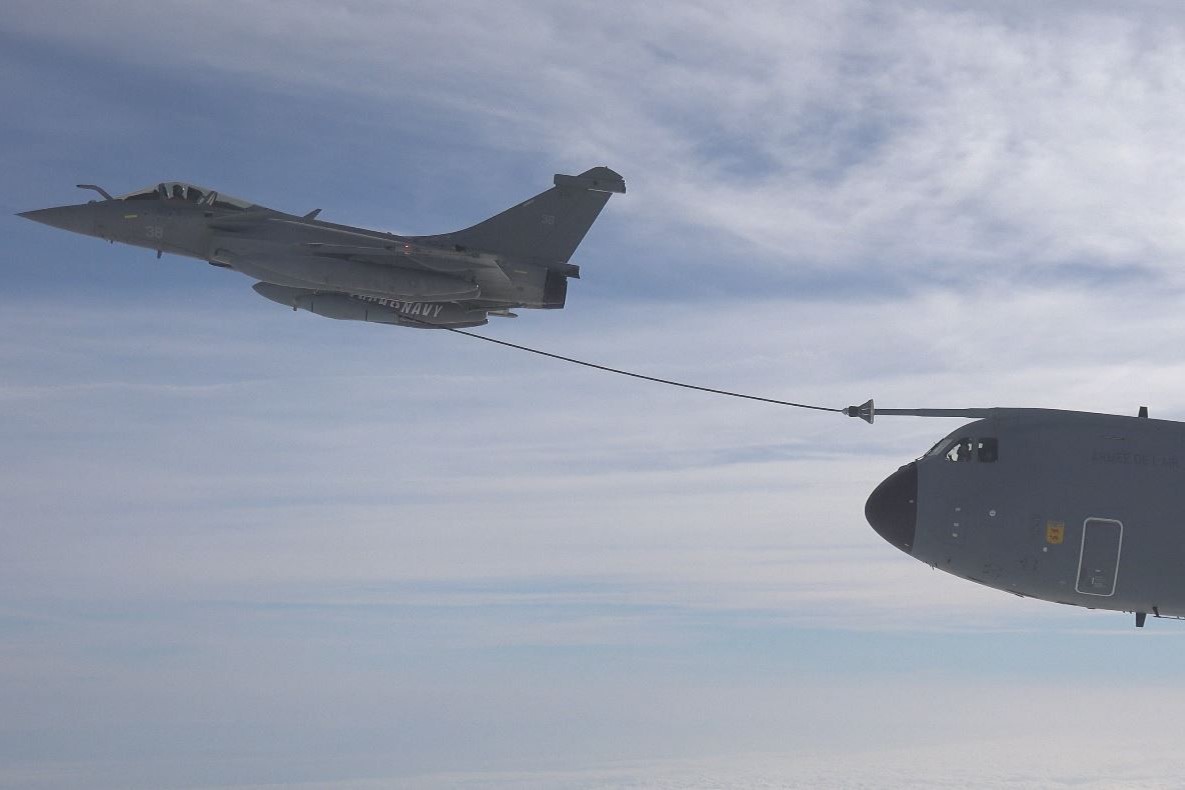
(116, 182, 254, 210)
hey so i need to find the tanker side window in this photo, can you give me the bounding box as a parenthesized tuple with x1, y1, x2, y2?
(945, 438, 973, 462)
(977, 438, 998, 463)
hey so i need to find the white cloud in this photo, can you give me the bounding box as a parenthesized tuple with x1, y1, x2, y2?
(5, 282, 1184, 635)
(11, 1, 1185, 278)
(396, 738, 1185, 790)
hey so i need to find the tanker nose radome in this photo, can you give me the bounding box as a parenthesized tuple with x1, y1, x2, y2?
(865, 462, 918, 554)
(18, 204, 95, 235)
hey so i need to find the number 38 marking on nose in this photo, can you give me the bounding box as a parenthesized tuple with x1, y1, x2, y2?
(145, 225, 164, 240)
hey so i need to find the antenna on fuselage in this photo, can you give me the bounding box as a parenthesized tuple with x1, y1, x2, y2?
(845, 399, 994, 424)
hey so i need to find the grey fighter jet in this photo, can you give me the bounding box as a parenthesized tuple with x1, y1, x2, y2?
(18, 168, 625, 329)
(861, 404, 1185, 626)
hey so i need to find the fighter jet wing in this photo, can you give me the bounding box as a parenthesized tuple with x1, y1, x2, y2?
(256, 216, 506, 276)
(301, 241, 509, 280)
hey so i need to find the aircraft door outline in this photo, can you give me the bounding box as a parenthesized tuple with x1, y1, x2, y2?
(1075, 517, 1123, 597)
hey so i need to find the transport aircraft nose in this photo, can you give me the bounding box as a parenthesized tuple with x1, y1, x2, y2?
(17, 204, 95, 235)
(865, 462, 918, 553)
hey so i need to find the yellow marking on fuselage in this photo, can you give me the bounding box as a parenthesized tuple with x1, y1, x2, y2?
(1045, 521, 1065, 545)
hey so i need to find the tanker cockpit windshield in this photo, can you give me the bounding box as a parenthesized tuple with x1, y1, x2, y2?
(932, 436, 999, 463)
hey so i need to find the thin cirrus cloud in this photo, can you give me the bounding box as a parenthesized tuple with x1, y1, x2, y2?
(8, 1, 1185, 281)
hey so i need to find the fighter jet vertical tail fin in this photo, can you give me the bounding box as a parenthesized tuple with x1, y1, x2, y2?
(411, 167, 624, 265)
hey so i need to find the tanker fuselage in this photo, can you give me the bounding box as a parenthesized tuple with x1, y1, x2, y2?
(867, 408, 1185, 625)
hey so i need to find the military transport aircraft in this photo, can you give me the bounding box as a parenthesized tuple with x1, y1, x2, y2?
(18, 167, 625, 329)
(854, 401, 1183, 626)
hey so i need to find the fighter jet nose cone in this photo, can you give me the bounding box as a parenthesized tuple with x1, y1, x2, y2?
(18, 204, 95, 235)
(18, 203, 93, 234)
(865, 462, 918, 554)
(17, 209, 50, 224)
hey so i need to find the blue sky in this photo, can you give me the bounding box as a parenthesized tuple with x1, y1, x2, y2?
(8, 2, 1185, 788)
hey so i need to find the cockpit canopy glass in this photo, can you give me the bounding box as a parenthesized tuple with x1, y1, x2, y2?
(933, 436, 999, 463)
(977, 437, 998, 462)
(116, 182, 253, 210)
(945, 438, 974, 462)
